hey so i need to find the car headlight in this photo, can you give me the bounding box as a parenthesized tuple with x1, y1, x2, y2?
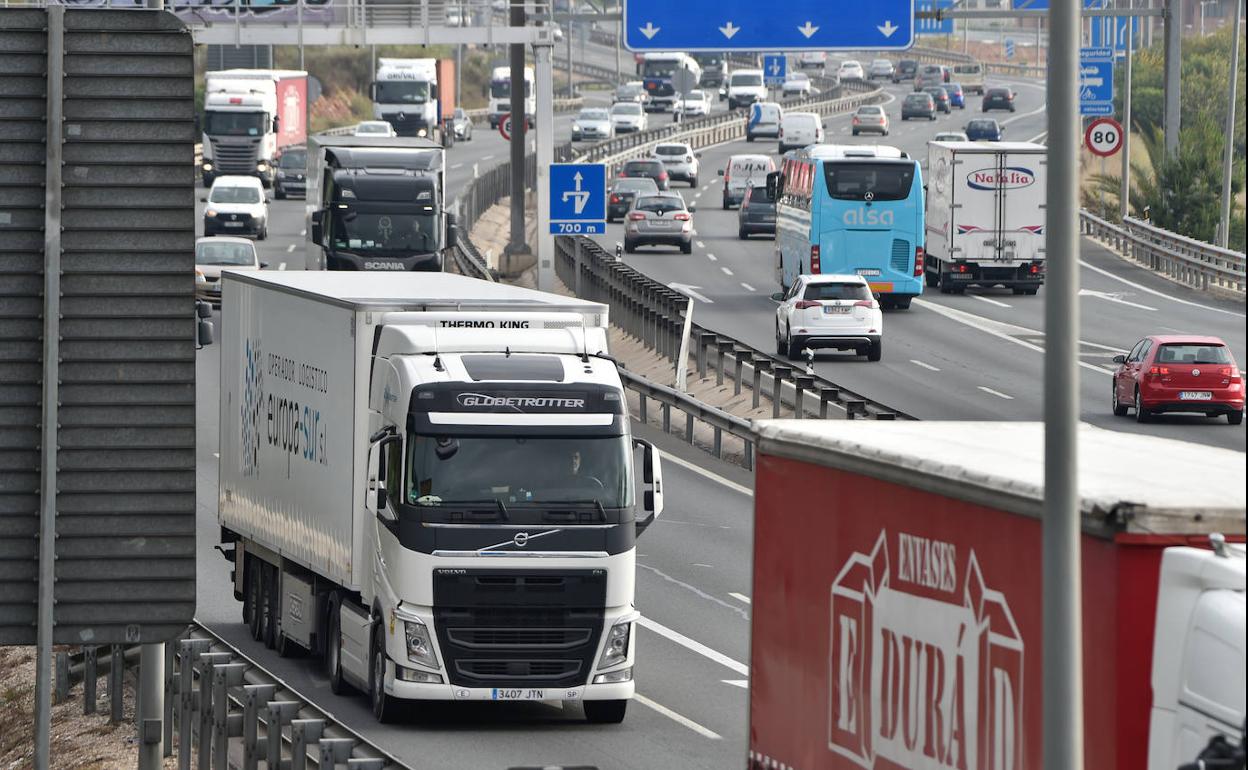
(404, 620, 439, 668)
(205, 209, 218, 218)
(597, 621, 631, 669)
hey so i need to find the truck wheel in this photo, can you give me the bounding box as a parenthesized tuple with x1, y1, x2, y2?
(584, 699, 628, 724)
(925, 268, 939, 288)
(370, 626, 404, 723)
(867, 340, 883, 362)
(326, 594, 351, 694)
(891, 296, 912, 310)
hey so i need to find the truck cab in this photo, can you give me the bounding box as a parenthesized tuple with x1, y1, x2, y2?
(371, 58, 448, 141)
(488, 65, 535, 129)
(202, 69, 307, 188)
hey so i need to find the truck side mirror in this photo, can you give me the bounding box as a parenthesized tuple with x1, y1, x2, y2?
(633, 438, 663, 536)
(376, 483, 389, 512)
(310, 210, 323, 246)
(445, 212, 458, 249)
(196, 299, 213, 320)
(197, 317, 214, 349)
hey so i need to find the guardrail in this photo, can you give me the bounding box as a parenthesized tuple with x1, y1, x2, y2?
(1081, 212, 1247, 295)
(908, 45, 1045, 78)
(54, 622, 406, 770)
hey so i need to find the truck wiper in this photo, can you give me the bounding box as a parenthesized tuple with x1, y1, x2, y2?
(422, 498, 509, 521)
(534, 500, 609, 523)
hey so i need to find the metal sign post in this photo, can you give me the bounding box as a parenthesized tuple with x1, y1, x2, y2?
(535, 42, 556, 292)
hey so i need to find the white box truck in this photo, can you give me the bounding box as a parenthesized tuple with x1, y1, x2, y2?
(217, 272, 663, 724)
(924, 140, 1047, 295)
(202, 69, 308, 188)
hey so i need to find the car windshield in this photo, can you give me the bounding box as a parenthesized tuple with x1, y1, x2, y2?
(786, 74, 809, 83)
(905, 94, 931, 104)
(988, 89, 1010, 97)
(872, 60, 891, 67)
(842, 61, 861, 69)
(579, 109, 609, 120)
(406, 434, 632, 510)
(204, 111, 267, 137)
(955, 64, 981, 73)
(196, 241, 255, 266)
(686, 90, 705, 100)
(453, 108, 467, 119)
(968, 120, 997, 131)
(635, 196, 685, 213)
(374, 81, 429, 104)
(616, 85, 641, 97)
(624, 161, 661, 174)
(356, 123, 391, 134)
(642, 60, 681, 78)
(330, 210, 440, 253)
(278, 151, 305, 169)
(614, 179, 658, 193)
(655, 145, 689, 156)
(925, 88, 946, 98)
(748, 185, 770, 202)
(1155, 344, 1233, 364)
(803, 282, 871, 301)
(731, 73, 763, 87)
(612, 103, 642, 115)
(857, 106, 883, 115)
(824, 161, 915, 201)
(209, 186, 261, 204)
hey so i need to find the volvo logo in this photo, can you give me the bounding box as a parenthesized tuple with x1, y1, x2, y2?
(513, 532, 530, 547)
(1192, 368, 1201, 376)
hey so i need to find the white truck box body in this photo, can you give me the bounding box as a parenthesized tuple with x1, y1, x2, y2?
(926, 141, 1048, 267)
(218, 272, 610, 590)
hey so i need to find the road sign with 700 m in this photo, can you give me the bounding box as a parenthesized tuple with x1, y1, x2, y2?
(550, 163, 607, 235)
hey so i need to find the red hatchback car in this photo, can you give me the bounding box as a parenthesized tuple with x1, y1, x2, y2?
(1112, 335, 1244, 424)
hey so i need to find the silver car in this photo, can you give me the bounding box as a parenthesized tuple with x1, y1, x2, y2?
(623, 192, 696, 254)
(651, 142, 700, 187)
(868, 59, 895, 80)
(450, 108, 473, 141)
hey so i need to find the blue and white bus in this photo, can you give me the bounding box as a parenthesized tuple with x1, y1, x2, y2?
(772, 145, 925, 309)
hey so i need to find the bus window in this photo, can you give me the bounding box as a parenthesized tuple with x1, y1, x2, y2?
(823, 162, 915, 201)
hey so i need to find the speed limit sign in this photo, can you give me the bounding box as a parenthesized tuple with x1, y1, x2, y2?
(498, 112, 512, 141)
(1085, 117, 1124, 158)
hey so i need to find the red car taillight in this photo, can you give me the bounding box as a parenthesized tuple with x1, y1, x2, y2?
(914, 246, 924, 277)
(810, 245, 821, 273)
(610, 194, 621, 203)
(1149, 365, 1171, 377)
(852, 117, 861, 124)
(659, 171, 668, 180)
(673, 212, 691, 221)
(794, 300, 820, 309)
(854, 299, 876, 309)
(627, 212, 646, 221)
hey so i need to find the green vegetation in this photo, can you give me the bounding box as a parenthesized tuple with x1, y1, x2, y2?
(1091, 27, 1246, 249)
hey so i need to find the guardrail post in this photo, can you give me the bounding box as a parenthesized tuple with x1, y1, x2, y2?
(212, 663, 247, 770)
(712, 425, 722, 459)
(55, 651, 69, 704)
(109, 644, 124, 724)
(242, 684, 277, 770)
(752, 359, 769, 410)
(290, 718, 325, 770)
(771, 365, 791, 418)
(875, 412, 897, 421)
(163, 636, 177, 758)
(195, 652, 232, 770)
(638, 393, 647, 424)
(177, 639, 212, 770)
(265, 701, 302, 770)
(684, 411, 694, 444)
(743, 438, 754, 471)
(573, 238, 584, 297)
(714, 338, 728, 387)
(696, 332, 714, 379)
(661, 402, 671, 434)
(83, 646, 98, 715)
(794, 375, 814, 418)
(346, 759, 386, 770)
(845, 400, 866, 420)
(819, 387, 840, 419)
(318, 738, 356, 768)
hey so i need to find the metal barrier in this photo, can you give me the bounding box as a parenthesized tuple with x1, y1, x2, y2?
(908, 45, 1046, 78)
(54, 623, 406, 770)
(618, 368, 759, 468)
(1081, 212, 1247, 294)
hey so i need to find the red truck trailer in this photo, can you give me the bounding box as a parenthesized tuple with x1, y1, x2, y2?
(748, 421, 1245, 770)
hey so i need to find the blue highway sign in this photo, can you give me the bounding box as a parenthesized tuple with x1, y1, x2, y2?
(550, 163, 606, 235)
(763, 55, 786, 86)
(1091, 14, 1140, 55)
(916, 0, 954, 36)
(624, 0, 914, 51)
(1079, 47, 1114, 116)
(1004, 38, 1016, 59)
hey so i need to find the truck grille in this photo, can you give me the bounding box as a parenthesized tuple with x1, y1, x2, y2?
(381, 112, 429, 136)
(433, 569, 606, 688)
(890, 239, 912, 272)
(209, 139, 259, 174)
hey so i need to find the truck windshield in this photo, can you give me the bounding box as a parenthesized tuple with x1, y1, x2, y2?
(407, 434, 633, 510)
(490, 79, 531, 99)
(374, 81, 429, 104)
(330, 210, 440, 253)
(642, 61, 679, 78)
(204, 111, 268, 137)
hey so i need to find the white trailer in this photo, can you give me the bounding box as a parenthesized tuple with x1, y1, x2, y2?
(924, 140, 1047, 294)
(218, 272, 662, 724)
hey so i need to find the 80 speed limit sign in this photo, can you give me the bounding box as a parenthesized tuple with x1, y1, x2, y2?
(1085, 117, 1124, 158)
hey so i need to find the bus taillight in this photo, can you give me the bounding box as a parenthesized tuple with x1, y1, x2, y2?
(914, 246, 924, 277)
(810, 245, 821, 273)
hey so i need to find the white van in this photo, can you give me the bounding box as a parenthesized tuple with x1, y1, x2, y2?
(951, 62, 985, 94)
(727, 69, 767, 110)
(746, 102, 783, 142)
(718, 154, 776, 209)
(778, 111, 824, 154)
(798, 51, 826, 69)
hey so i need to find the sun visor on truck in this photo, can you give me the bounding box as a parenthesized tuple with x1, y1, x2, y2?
(407, 383, 626, 435)
(335, 171, 436, 204)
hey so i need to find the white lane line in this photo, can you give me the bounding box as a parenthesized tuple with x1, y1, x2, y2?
(278, 262, 287, 271)
(1080, 258, 1245, 318)
(482, 154, 495, 160)
(729, 592, 752, 605)
(656, 449, 753, 496)
(910, 359, 940, 372)
(637, 564, 749, 620)
(970, 294, 1012, 309)
(451, 162, 464, 169)
(286, 243, 296, 252)
(212, 452, 219, 458)
(300, 229, 306, 237)
(696, 240, 705, 248)
(740, 282, 755, 292)
(634, 694, 723, 740)
(721, 680, 749, 689)
(720, 266, 734, 276)
(1078, 288, 1157, 312)
(978, 385, 1015, 400)
(1026, 130, 1049, 144)
(638, 615, 750, 676)
(706, 253, 718, 261)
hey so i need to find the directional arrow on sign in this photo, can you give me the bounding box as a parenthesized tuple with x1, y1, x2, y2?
(798, 21, 819, 38)
(878, 19, 899, 37)
(639, 21, 660, 39)
(668, 283, 714, 304)
(719, 21, 740, 39)
(767, 60, 782, 76)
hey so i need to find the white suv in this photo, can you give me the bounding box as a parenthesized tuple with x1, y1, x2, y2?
(651, 142, 700, 187)
(203, 175, 269, 240)
(772, 274, 883, 361)
(727, 69, 767, 110)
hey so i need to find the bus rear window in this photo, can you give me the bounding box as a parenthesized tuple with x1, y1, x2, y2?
(823, 162, 915, 202)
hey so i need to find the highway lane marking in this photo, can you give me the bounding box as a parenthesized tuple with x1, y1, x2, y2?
(1026, 131, 1049, 144)
(278, 262, 286, 271)
(721, 267, 734, 276)
(1079, 258, 1245, 318)
(706, 253, 717, 261)
(728, 592, 751, 605)
(638, 615, 750, 676)
(721, 680, 749, 689)
(451, 162, 464, 169)
(696, 240, 705, 248)
(910, 359, 940, 372)
(656, 449, 753, 497)
(1078, 288, 1157, 312)
(286, 243, 296, 252)
(633, 693, 723, 740)
(482, 154, 495, 160)
(978, 386, 1014, 400)
(740, 283, 755, 292)
(212, 452, 219, 458)
(970, 294, 1012, 309)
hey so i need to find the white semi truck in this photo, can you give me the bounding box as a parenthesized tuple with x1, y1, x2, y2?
(202, 69, 308, 188)
(488, 65, 535, 129)
(217, 272, 663, 724)
(370, 58, 456, 145)
(924, 140, 1047, 295)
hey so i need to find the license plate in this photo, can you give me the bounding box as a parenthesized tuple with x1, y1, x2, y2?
(650, 221, 672, 228)
(823, 305, 851, 314)
(1179, 391, 1213, 400)
(484, 687, 582, 701)
(948, 273, 974, 280)
(223, 222, 244, 228)
(856, 269, 881, 276)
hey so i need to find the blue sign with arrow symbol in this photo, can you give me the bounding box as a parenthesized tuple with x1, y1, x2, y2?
(763, 55, 786, 86)
(550, 163, 606, 235)
(624, 0, 913, 51)
(1079, 46, 1114, 116)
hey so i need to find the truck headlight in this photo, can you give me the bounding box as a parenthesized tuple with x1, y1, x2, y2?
(404, 620, 439, 668)
(597, 621, 631, 669)
(256, 161, 267, 171)
(417, 128, 428, 138)
(202, 162, 213, 171)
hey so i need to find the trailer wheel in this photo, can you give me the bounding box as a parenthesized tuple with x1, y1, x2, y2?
(370, 626, 404, 723)
(326, 594, 351, 695)
(924, 267, 939, 288)
(584, 699, 628, 724)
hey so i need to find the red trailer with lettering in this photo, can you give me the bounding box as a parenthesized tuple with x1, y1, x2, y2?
(747, 421, 1245, 770)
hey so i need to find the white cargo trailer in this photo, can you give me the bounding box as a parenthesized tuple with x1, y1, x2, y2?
(217, 272, 663, 723)
(924, 140, 1047, 294)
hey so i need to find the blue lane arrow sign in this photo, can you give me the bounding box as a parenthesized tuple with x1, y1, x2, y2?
(550, 163, 606, 235)
(763, 54, 786, 86)
(623, 0, 914, 51)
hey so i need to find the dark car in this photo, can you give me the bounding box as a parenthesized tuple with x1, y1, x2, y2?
(923, 86, 952, 114)
(1111, 335, 1244, 424)
(982, 87, 1016, 112)
(618, 158, 669, 191)
(965, 118, 1003, 141)
(738, 185, 776, 239)
(943, 82, 966, 109)
(901, 92, 937, 121)
(273, 147, 307, 200)
(893, 59, 919, 84)
(607, 177, 660, 222)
